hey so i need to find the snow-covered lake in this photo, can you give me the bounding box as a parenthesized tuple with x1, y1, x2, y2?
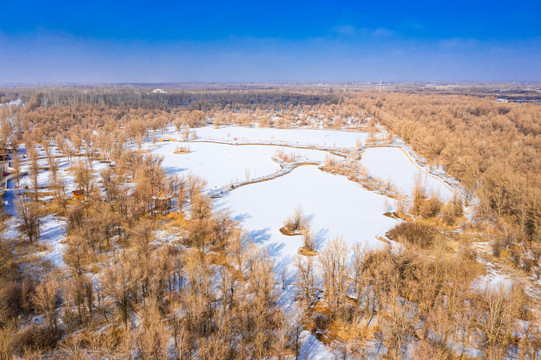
(171, 125, 369, 149)
(149, 141, 339, 190)
(361, 147, 454, 200)
(215, 165, 397, 267)
(146, 127, 460, 264)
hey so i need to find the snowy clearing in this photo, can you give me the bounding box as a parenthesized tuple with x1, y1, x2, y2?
(38, 215, 67, 268)
(300, 331, 334, 360)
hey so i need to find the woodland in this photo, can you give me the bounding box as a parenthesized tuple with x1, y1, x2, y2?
(0, 86, 540, 359)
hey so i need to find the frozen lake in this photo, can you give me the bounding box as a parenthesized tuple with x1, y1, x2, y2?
(215, 165, 397, 267)
(361, 146, 454, 200)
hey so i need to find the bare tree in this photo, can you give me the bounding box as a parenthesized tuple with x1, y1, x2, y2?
(380, 287, 414, 360)
(319, 237, 348, 310)
(72, 159, 94, 198)
(16, 194, 41, 243)
(473, 285, 523, 358)
(11, 151, 21, 188)
(226, 228, 248, 273)
(136, 301, 170, 359)
(295, 255, 315, 308)
(28, 146, 40, 201)
(100, 254, 139, 327)
(32, 279, 60, 333)
(283, 206, 306, 234)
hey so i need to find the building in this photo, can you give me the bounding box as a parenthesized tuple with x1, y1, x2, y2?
(153, 190, 173, 214)
(72, 189, 85, 200)
(0, 141, 10, 180)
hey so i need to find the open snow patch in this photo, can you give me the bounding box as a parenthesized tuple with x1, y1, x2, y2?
(39, 215, 67, 267)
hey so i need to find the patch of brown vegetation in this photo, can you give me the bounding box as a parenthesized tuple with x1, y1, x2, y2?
(298, 247, 318, 256)
(173, 145, 190, 154)
(386, 221, 440, 248)
(321, 160, 401, 199)
(383, 211, 414, 222)
(279, 227, 303, 236)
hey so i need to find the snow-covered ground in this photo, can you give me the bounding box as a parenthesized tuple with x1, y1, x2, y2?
(300, 331, 334, 359)
(361, 147, 454, 200)
(215, 165, 398, 268)
(149, 141, 339, 190)
(0, 98, 21, 107)
(18, 155, 109, 194)
(38, 215, 67, 267)
(2, 213, 67, 268)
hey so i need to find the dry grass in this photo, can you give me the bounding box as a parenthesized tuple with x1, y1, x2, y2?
(383, 211, 414, 222)
(298, 247, 318, 256)
(165, 212, 187, 228)
(327, 320, 374, 343)
(387, 221, 440, 248)
(320, 162, 402, 199)
(274, 149, 301, 163)
(279, 227, 302, 236)
(173, 145, 190, 154)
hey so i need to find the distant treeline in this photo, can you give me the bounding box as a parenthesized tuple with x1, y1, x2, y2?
(16, 87, 342, 110)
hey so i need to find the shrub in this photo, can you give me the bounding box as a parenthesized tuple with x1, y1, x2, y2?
(312, 313, 330, 330)
(387, 222, 439, 248)
(420, 196, 442, 219)
(12, 325, 59, 354)
(283, 206, 305, 233)
(303, 230, 316, 252)
(0, 281, 22, 323)
(441, 203, 456, 225)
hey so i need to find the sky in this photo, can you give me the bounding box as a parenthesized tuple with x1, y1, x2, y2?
(0, 0, 540, 84)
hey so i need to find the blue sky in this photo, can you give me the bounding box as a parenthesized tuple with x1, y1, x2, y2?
(1, 0, 540, 83)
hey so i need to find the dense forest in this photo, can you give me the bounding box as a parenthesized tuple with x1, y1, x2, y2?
(0, 86, 540, 359)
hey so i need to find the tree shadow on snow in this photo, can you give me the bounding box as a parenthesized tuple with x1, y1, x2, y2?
(315, 228, 329, 251)
(165, 166, 188, 174)
(248, 227, 271, 244)
(266, 242, 285, 257)
(305, 213, 315, 224)
(231, 213, 252, 223)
